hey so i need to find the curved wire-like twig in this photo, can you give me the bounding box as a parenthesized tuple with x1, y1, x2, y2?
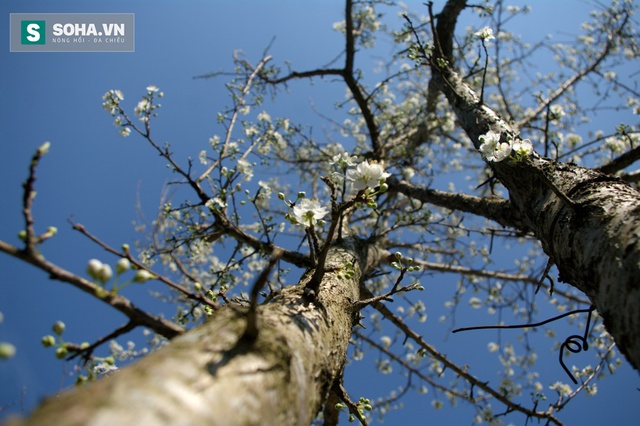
(453, 305, 596, 384)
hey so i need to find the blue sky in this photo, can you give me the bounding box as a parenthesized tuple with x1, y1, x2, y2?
(1, 1, 639, 424)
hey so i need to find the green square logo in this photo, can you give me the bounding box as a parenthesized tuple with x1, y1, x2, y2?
(21, 20, 46, 45)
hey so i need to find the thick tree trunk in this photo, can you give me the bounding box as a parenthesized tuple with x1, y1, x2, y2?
(430, 40, 640, 369)
(7, 239, 377, 426)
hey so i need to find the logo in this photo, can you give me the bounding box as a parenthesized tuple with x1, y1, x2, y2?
(11, 14, 134, 52)
(21, 20, 45, 45)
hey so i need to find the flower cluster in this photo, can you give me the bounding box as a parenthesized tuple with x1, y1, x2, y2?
(87, 259, 113, 284)
(329, 152, 358, 171)
(479, 130, 511, 162)
(135, 86, 163, 123)
(282, 155, 390, 229)
(102, 86, 164, 137)
(474, 26, 495, 41)
(86, 257, 156, 295)
(102, 90, 123, 114)
(478, 130, 533, 163)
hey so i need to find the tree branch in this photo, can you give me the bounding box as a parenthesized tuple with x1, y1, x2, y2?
(387, 176, 529, 230)
(0, 239, 184, 339)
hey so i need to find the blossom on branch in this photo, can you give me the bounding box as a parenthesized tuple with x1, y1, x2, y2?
(102, 89, 123, 115)
(512, 138, 533, 158)
(347, 160, 390, 190)
(479, 130, 511, 162)
(329, 152, 358, 170)
(292, 199, 328, 228)
(474, 26, 495, 41)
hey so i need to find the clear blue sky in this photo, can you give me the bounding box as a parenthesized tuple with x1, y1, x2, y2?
(1, 1, 638, 424)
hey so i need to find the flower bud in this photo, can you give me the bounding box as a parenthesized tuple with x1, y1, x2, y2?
(133, 270, 156, 283)
(116, 258, 131, 274)
(55, 346, 69, 359)
(194, 282, 203, 292)
(38, 141, 51, 155)
(97, 264, 113, 284)
(87, 259, 104, 280)
(52, 321, 66, 335)
(0, 342, 16, 359)
(41, 335, 56, 347)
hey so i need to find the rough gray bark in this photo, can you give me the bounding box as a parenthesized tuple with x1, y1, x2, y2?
(6, 240, 379, 426)
(430, 1, 640, 369)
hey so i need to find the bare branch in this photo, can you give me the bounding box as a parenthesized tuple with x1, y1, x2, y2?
(0, 239, 183, 339)
(387, 176, 529, 230)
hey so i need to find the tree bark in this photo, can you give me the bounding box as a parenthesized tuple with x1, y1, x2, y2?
(7, 239, 378, 426)
(430, 1, 640, 369)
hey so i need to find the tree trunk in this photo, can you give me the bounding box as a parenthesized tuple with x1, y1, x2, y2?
(430, 29, 640, 369)
(7, 239, 377, 426)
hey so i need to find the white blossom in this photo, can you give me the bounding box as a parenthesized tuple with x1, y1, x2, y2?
(469, 297, 482, 308)
(199, 150, 208, 165)
(549, 381, 572, 396)
(329, 152, 358, 170)
(474, 26, 495, 41)
(236, 158, 253, 181)
(292, 198, 328, 228)
(102, 89, 123, 114)
(206, 197, 227, 210)
(479, 130, 511, 162)
(134, 99, 150, 116)
(512, 138, 533, 157)
(549, 104, 565, 122)
(402, 166, 415, 180)
(257, 111, 271, 122)
(346, 160, 390, 190)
